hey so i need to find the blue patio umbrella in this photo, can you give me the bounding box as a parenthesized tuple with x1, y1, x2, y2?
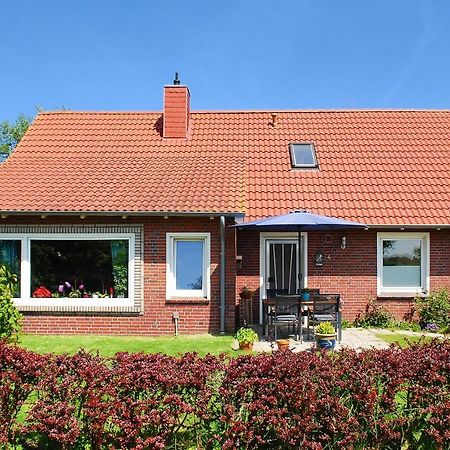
(233, 210, 367, 287)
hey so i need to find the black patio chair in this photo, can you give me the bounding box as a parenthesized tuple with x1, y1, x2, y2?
(306, 293, 341, 341)
(265, 289, 300, 341)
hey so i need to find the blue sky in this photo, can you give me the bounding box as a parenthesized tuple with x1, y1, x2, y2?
(1, 0, 449, 121)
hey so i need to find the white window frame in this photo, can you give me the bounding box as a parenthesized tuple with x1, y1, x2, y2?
(0, 232, 135, 308)
(289, 143, 318, 168)
(166, 233, 210, 299)
(377, 232, 429, 297)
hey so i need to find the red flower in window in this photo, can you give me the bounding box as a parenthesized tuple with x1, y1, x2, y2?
(32, 285, 52, 298)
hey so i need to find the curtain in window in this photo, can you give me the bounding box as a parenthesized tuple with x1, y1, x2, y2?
(0, 240, 19, 275)
(0, 240, 20, 296)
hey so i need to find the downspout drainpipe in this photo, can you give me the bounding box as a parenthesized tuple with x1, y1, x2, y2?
(219, 215, 226, 334)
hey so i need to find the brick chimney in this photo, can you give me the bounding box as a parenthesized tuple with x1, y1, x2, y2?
(163, 74, 190, 138)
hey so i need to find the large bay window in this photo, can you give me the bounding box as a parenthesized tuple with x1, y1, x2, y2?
(0, 228, 139, 310)
(166, 233, 210, 299)
(30, 239, 129, 299)
(377, 232, 429, 296)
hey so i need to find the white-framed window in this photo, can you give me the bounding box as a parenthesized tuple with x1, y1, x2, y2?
(0, 232, 135, 308)
(377, 232, 429, 296)
(166, 233, 210, 299)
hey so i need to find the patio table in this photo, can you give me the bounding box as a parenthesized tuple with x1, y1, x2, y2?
(263, 295, 313, 342)
(263, 293, 341, 342)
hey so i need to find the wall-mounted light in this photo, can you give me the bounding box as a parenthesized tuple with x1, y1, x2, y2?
(315, 250, 324, 267)
(341, 236, 347, 249)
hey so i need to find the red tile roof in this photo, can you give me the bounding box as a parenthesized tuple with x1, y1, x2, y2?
(1, 109, 450, 225)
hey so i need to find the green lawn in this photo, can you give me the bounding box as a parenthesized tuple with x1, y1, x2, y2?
(375, 332, 433, 348)
(18, 333, 242, 357)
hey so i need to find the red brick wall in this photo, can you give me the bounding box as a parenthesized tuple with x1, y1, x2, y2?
(237, 229, 450, 322)
(9, 216, 237, 335)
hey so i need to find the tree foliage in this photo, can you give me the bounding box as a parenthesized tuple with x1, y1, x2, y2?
(0, 114, 31, 155)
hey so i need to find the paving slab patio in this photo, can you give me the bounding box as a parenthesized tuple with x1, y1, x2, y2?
(238, 328, 392, 353)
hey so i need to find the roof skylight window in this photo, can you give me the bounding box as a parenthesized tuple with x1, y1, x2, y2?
(289, 143, 318, 168)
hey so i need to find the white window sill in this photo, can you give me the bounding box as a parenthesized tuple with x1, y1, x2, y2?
(14, 297, 134, 308)
(167, 291, 208, 299)
(378, 291, 427, 298)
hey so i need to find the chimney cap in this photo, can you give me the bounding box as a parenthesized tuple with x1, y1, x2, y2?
(173, 72, 181, 85)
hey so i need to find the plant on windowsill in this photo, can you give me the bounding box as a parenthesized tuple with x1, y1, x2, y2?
(239, 286, 254, 300)
(314, 321, 337, 350)
(52, 282, 87, 299)
(235, 327, 259, 351)
(32, 285, 52, 298)
(92, 292, 108, 299)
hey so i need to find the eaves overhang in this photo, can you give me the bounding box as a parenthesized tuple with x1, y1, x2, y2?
(0, 209, 245, 219)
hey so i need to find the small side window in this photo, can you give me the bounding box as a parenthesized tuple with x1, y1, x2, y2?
(289, 143, 318, 168)
(166, 233, 210, 299)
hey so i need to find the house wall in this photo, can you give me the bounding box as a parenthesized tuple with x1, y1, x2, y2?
(236, 229, 450, 322)
(3, 216, 237, 335)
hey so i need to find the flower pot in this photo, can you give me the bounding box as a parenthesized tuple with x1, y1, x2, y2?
(301, 292, 310, 301)
(276, 339, 290, 351)
(315, 333, 337, 350)
(238, 342, 253, 351)
(239, 292, 253, 300)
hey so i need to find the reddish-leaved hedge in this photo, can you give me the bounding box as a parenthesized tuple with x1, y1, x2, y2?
(1, 339, 450, 449)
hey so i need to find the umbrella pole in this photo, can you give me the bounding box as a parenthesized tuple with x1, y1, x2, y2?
(298, 230, 302, 291)
(298, 229, 303, 342)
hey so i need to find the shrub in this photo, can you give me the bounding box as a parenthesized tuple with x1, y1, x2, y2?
(0, 296, 22, 341)
(0, 343, 45, 445)
(341, 319, 352, 329)
(354, 297, 393, 328)
(415, 288, 450, 330)
(2, 340, 450, 448)
(0, 266, 22, 340)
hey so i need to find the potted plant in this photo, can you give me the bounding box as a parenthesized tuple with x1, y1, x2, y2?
(276, 338, 291, 351)
(301, 288, 311, 301)
(314, 321, 337, 350)
(235, 327, 259, 351)
(239, 286, 254, 300)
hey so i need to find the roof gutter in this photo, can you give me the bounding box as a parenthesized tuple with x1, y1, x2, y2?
(0, 210, 245, 219)
(364, 224, 450, 229)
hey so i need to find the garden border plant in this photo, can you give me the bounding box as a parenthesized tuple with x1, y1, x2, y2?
(415, 287, 450, 332)
(2, 338, 450, 449)
(0, 265, 22, 341)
